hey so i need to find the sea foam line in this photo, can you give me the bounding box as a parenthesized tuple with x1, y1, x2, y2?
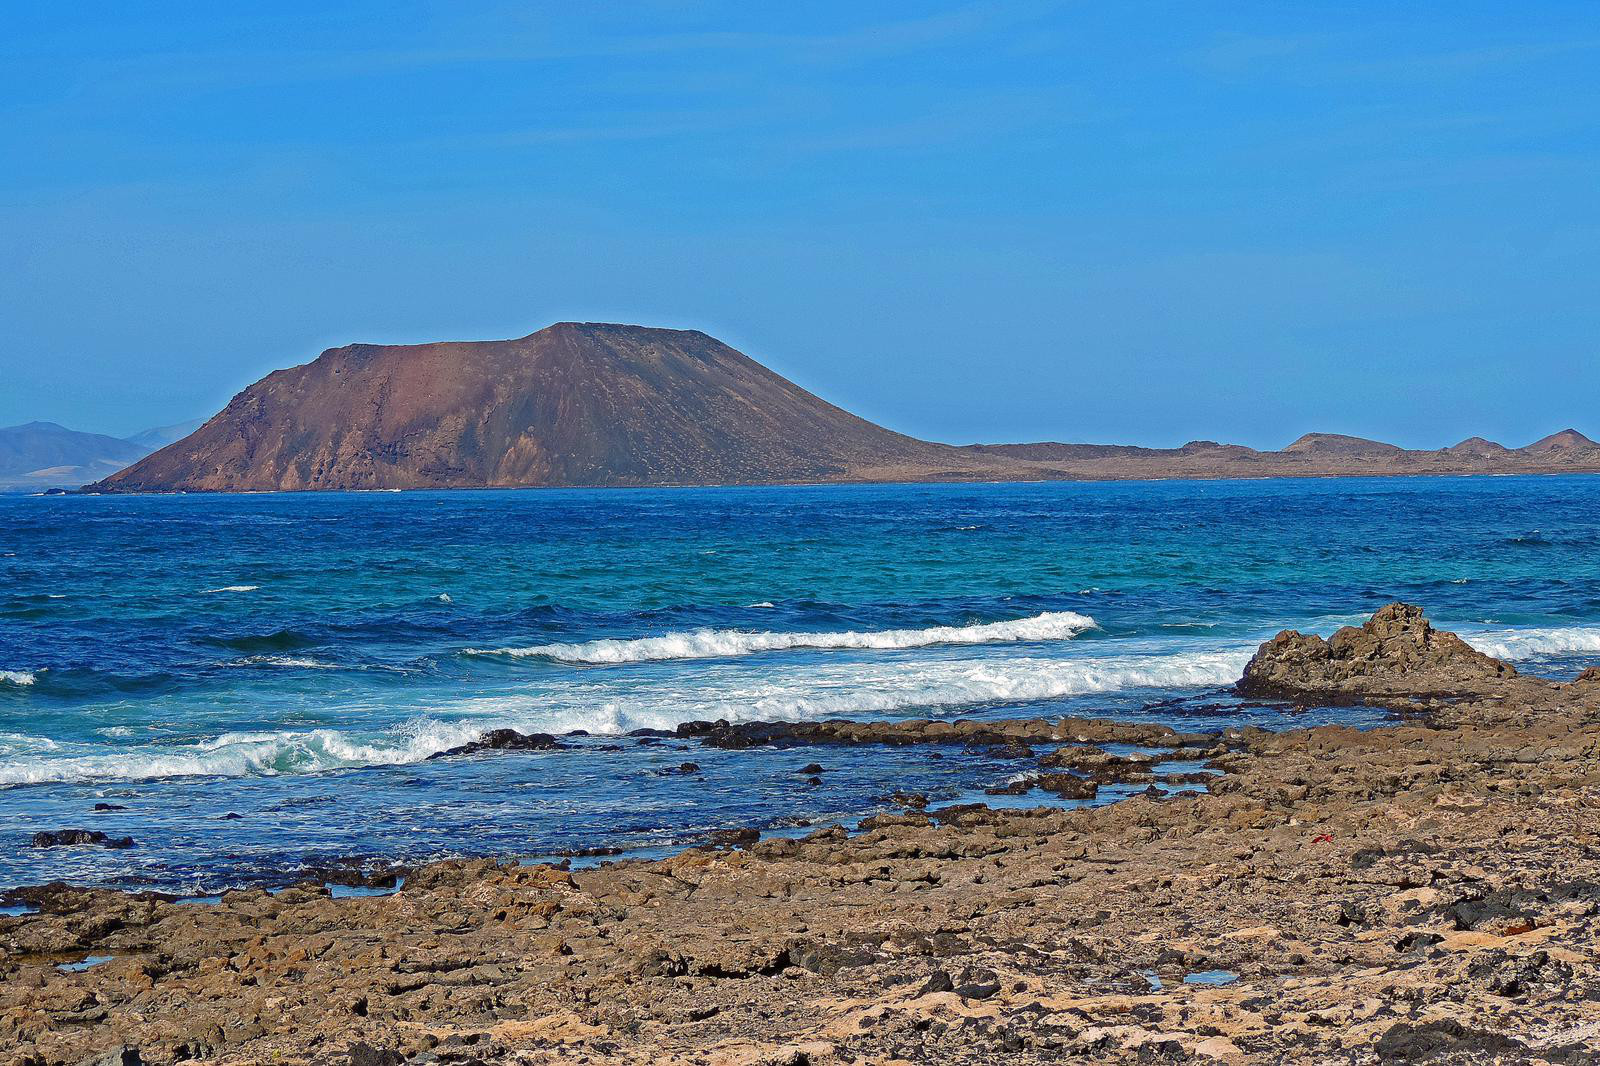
(469, 611, 1099, 665)
(0, 647, 1246, 785)
(1464, 627, 1600, 661)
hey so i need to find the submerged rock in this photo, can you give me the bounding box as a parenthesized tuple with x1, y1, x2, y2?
(31, 830, 134, 849)
(428, 729, 566, 760)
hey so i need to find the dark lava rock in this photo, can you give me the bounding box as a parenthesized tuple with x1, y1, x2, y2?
(985, 780, 1031, 796)
(347, 1044, 405, 1066)
(658, 762, 700, 776)
(85, 1049, 142, 1066)
(550, 846, 624, 859)
(31, 829, 135, 849)
(953, 965, 1001, 1000)
(429, 729, 565, 759)
(295, 856, 401, 889)
(917, 969, 954, 996)
(1372, 1019, 1525, 1061)
(977, 742, 1034, 759)
(709, 828, 760, 848)
(92, 803, 128, 812)
(1034, 773, 1098, 799)
(799, 763, 825, 774)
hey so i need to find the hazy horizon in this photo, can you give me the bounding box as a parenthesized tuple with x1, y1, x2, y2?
(4, 3, 1597, 447)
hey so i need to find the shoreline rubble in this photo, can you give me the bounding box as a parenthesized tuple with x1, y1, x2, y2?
(4, 604, 1599, 1064)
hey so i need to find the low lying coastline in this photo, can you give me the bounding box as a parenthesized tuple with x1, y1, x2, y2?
(5, 605, 1600, 1064)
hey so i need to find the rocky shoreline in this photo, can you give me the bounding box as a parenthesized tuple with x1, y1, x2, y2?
(4, 605, 1600, 1064)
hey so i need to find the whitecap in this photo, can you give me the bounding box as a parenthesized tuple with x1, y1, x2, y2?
(437, 593, 453, 603)
(1465, 627, 1600, 661)
(235, 655, 340, 669)
(471, 611, 1099, 665)
(747, 601, 776, 609)
(0, 670, 38, 686)
(202, 585, 259, 594)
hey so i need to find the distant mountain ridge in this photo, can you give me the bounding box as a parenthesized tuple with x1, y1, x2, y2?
(0, 422, 185, 491)
(38, 321, 1600, 492)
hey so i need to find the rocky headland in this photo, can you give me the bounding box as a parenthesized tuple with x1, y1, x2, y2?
(4, 605, 1600, 1064)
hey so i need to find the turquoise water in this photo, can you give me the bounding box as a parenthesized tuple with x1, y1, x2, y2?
(3, 476, 1599, 891)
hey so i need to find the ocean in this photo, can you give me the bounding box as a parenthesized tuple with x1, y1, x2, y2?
(4, 476, 1599, 895)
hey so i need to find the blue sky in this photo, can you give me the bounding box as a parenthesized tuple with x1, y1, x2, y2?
(2, 2, 1597, 446)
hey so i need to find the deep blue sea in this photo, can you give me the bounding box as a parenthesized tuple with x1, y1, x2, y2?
(4, 477, 1600, 895)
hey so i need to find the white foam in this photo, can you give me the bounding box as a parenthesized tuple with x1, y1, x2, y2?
(0, 645, 1247, 785)
(747, 601, 776, 609)
(236, 656, 340, 669)
(202, 585, 259, 594)
(472, 611, 1099, 665)
(437, 593, 453, 603)
(0, 670, 37, 686)
(1465, 627, 1600, 661)
(0, 718, 490, 786)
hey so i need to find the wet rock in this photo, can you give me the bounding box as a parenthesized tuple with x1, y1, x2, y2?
(91, 803, 127, 812)
(887, 791, 930, 810)
(31, 830, 134, 849)
(798, 763, 825, 774)
(658, 762, 700, 776)
(429, 729, 565, 759)
(976, 741, 1034, 759)
(1034, 774, 1098, 799)
(709, 827, 760, 848)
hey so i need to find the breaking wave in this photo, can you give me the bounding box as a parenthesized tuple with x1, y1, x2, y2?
(0, 647, 1245, 785)
(202, 584, 260, 594)
(1465, 627, 1600, 660)
(0, 670, 38, 687)
(471, 611, 1099, 665)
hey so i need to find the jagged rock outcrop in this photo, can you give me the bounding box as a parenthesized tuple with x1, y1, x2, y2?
(1238, 602, 1518, 700)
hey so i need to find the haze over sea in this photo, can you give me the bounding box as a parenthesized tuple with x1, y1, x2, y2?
(4, 476, 1600, 894)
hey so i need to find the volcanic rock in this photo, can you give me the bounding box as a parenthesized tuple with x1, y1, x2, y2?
(1237, 602, 1516, 701)
(429, 729, 565, 760)
(30, 830, 134, 849)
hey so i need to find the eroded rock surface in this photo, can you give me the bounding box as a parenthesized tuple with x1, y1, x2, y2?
(1238, 602, 1521, 701)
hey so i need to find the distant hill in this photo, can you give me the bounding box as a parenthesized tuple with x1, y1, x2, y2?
(97, 324, 982, 491)
(123, 419, 205, 452)
(66, 321, 1600, 492)
(0, 420, 202, 491)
